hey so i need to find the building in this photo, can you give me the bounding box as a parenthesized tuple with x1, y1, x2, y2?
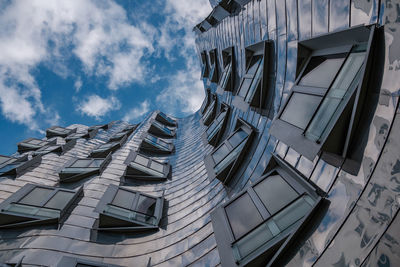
(0, 0, 399, 266)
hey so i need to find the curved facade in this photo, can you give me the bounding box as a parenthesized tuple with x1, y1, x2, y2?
(0, 0, 399, 266)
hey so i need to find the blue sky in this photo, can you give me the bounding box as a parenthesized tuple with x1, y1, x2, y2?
(0, 0, 211, 155)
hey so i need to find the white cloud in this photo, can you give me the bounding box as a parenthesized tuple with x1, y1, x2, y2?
(123, 100, 150, 122)
(74, 77, 82, 92)
(77, 94, 121, 120)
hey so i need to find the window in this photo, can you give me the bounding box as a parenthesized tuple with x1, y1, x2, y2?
(232, 41, 274, 115)
(58, 155, 111, 183)
(209, 49, 219, 83)
(65, 128, 98, 141)
(200, 51, 210, 78)
(211, 154, 322, 266)
(33, 139, 76, 156)
(270, 25, 376, 169)
(204, 118, 255, 185)
(200, 88, 211, 114)
(56, 256, 122, 267)
(155, 111, 177, 127)
(216, 47, 236, 94)
(148, 119, 176, 138)
(140, 133, 174, 154)
(90, 136, 126, 158)
(94, 184, 164, 231)
(202, 94, 218, 126)
(17, 138, 55, 153)
(46, 126, 76, 138)
(0, 184, 81, 228)
(202, 103, 230, 147)
(124, 151, 170, 181)
(0, 154, 42, 177)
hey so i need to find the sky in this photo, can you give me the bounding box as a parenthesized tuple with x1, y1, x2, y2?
(0, 0, 212, 155)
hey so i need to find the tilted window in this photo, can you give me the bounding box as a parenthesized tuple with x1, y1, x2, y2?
(202, 103, 230, 147)
(46, 126, 76, 138)
(211, 155, 322, 266)
(140, 133, 174, 154)
(65, 128, 98, 141)
(200, 51, 210, 78)
(90, 135, 126, 158)
(209, 48, 219, 83)
(33, 139, 76, 156)
(202, 94, 218, 126)
(95, 184, 164, 231)
(0, 184, 81, 228)
(200, 88, 211, 114)
(124, 151, 170, 181)
(17, 138, 55, 153)
(155, 111, 177, 127)
(270, 25, 376, 171)
(217, 47, 236, 94)
(148, 119, 176, 138)
(204, 118, 255, 185)
(58, 154, 111, 183)
(233, 40, 274, 114)
(0, 154, 42, 177)
(56, 256, 122, 267)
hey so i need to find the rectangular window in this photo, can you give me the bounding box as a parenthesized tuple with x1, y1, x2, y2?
(156, 111, 176, 127)
(124, 151, 169, 181)
(202, 95, 217, 126)
(217, 46, 235, 94)
(204, 103, 230, 147)
(59, 156, 110, 183)
(17, 138, 54, 153)
(149, 119, 176, 138)
(46, 126, 76, 138)
(141, 133, 174, 154)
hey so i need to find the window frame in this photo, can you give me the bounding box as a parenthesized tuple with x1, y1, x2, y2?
(232, 40, 274, 115)
(0, 183, 82, 229)
(209, 48, 220, 83)
(270, 25, 376, 168)
(201, 94, 218, 126)
(58, 154, 111, 183)
(216, 46, 236, 94)
(0, 154, 42, 177)
(202, 102, 230, 147)
(33, 139, 77, 156)
(123, 151, 170, 181)
(65, 128, 99, 141)
(200, 51, 210, 78)
(46, 126, 77, 138)
(211, 154, 323, 267)
(148, 118, 176, 138)
(89, 135, 127, 158)
(56, 256, 122, 267)
(200, 88, 211, 114)
(140, 133, 174, 154)
(95, 184, 164, 232)
(204, 118, 255, 185)
(155, 111, 177, 127)
(17, 138, 56, 153)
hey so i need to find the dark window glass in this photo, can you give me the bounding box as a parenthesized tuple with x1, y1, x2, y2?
(247, 56, 262, 75)
(19, 187, 53, 206)
(112, 189, 135, 210)
(44, 191, 75, 210)
(76, 264, 97, 267)
(0, 163, 20, 173)
(136, 195, 156, 216)
(228, 129, 248, 147)
(238, 79, 252, 98)
(71, 159, 91, 168)
(280, 93, 322, 129)
(253, 174, 298, 214)
(212, 144, 230, 163)
(225, 193, 263, 239)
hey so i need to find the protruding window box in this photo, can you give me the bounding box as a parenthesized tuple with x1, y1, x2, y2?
(0, 154, 42, 177)
(90, 135, 127, 158)
(0, 184, 81, 229)
(217, 47, 236, 94)
(270, 25, 376, 172)
(32, 139, 76, 156)
(233, 41, 274, 116)
(95, 184, 164, 232)
(148, 119, 176, 138)
(155, 111, 177, 127)
(65, 128, 98, 141)
(88, 122, 112, 131)
(140, 134, 174, 154)
(123, 151, 170, 181)
(202, 94, 218, 126)
(46, 126, 77, 138)
(56, 256, 122, 267)
(211, 154, 323, 267)
(109, 130, 130, 142)
(200, 88, 211, 114)
(204, 118, 255, 185)
(201, 51, 210, 78)
(17, 138, 56, 153)
(209, 48, 219, 83)
(202, 103, 230, 147)
(58, 154, 111, 183)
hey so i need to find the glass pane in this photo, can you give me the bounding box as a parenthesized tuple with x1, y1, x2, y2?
(63, 167, 98, 173)
(136, 195, 156, 216)
(225, 193, 263, 239)
(299, 55, 345, 88)
(150, 161, 164, 173)
(273, 195, 314, 231)
(135, 155, 149, 166)
(254, 174, 299, 214)
(0, 156, 11, 165)
(112, 189, 136, 210)
(104, 204, 131, 220)
(247, 56, 262, 75)
(5, 203, 38, 216)
(89, 159, 103, 167)
(238, 78, 252, 98)
(214, 141, 246, 175)
(281, 92, 322, 129)
(19, 187, 53, 206)
(35, 207, 60, 218)
(228, 129, 248, 148)
(44, 191, 75, 210)
(305, 49, 366, 141)
(0, 163, 20, 174)
(245, 60, 263, 102)
(212, 144, 230, 164)
(28, 139, 43, 145)
(70, 159, 91, 168)
(130, 162, 163, 177)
